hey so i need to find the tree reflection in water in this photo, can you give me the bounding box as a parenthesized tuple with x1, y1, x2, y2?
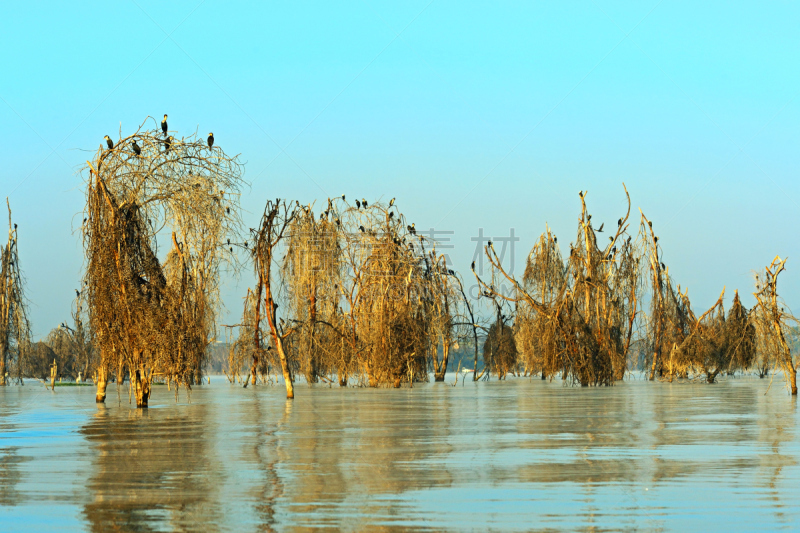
(81, 402, 223, 531)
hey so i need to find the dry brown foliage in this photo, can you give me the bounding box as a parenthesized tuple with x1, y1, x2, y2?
(481, 186, 641, 386)
(752, 257, 798, 394)
(0, 200, 30, 385)
(83, 118, 244, 406)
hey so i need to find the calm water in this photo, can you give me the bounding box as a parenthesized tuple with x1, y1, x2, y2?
(1, 376, 799, 532)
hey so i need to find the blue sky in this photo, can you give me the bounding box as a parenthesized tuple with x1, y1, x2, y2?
(1, 1, 798, 337)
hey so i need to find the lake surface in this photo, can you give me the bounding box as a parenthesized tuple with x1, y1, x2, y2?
(1, 375, 799, 531)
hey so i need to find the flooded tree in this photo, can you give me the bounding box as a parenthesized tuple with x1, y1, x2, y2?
(483, 302, 517, 379)
(753, 257, 798, 395)
(249, 199, 299, 398)
(0, 199, 31, 385)
(667, 289, 756, 383)
(83, 119, 244, 406)
(478, 187, 641, 386)
(44, 293, 96, 382)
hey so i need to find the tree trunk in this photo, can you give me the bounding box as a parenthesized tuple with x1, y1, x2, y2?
(434, 343, 449, 382)
(134, 369, 150, 408)
(95, 365, 108, 403)
(274, 341, 294, 399)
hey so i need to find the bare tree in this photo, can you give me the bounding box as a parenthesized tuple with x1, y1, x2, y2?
(83, 118, 244, 406)
(753, 257, 798, 395)
(476, 186, 640, 386)
(0, 199, 31, 385)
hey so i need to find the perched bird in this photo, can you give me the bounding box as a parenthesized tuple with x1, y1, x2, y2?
(207, 132, 214, 149)
(335, 219, 341, 226)
(362, 198, 368, 208)
(648, 220, 652, 228)
(471, 260, 475, 270)
(448, 269, 455, 276)
(612, 246, 616, 254)
(341, 194, 346, 201)
(356, 199, 361, 209)
(227, 239, 231, 245)
(229, 247, 233, 253)
(488, 240, 493, 247)
(104, 135, 113, 150)
(359, 225, 365, 233)
(226, 207, 230, 214)
(618, 218, 622, 227)
(553, 237, 558, 244)
(244, 241, 248, 248)
(161, 114, 168, 136)
(661, 262, 666, 270)
(389, 197, 395, 207)
(388, 212, 394, 219)
(164, 136, 172, 152)
(654, 236, 659, 243)
(579, 191, 583, 197)
(132, 139, 141, 156)
(75, 289, 80, 297)
(407, 223, 416, 235)
(597, 223, 604, 232)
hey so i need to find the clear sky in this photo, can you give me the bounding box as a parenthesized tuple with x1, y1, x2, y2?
(1, 1, 798, 338)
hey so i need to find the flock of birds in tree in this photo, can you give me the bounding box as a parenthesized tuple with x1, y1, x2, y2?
(102, 114, 214, 156)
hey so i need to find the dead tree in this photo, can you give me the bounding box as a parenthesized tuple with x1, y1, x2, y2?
(83, 118, 244, 406)
(753, 257, 798, 395)
(0, 199, 31, 385)
(477, 186, 641, 386)
(250, 200, 298, 398)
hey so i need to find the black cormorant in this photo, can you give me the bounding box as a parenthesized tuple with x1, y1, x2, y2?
(341, 194, 346, 201)
(471, 260, 475, 270)
(389, 197, 395, 207)
(597, 223, 604, 232)
(648, 220, 652, 228)
(553, 237, 557, 243)
(75, 289, 80, 297)
(356, 200, 361, 209)
(226, 207, 230, 214)
(618, 218, 622, 227)
(207, 132, 214, 149)
(162, 114, 168, 136)
(227, 239, 230, 245)
(132, 139, 141, 155)
(104, 135, 113, 149)
(359, 225, 365, 233)
(388, 212, 394, 218)
(164, 136, 172, 152)
(362, 199, 368, 208)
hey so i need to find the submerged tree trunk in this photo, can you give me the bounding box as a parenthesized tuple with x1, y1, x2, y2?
(95, 365, 108, 403)
(134, 369, 150, 408)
